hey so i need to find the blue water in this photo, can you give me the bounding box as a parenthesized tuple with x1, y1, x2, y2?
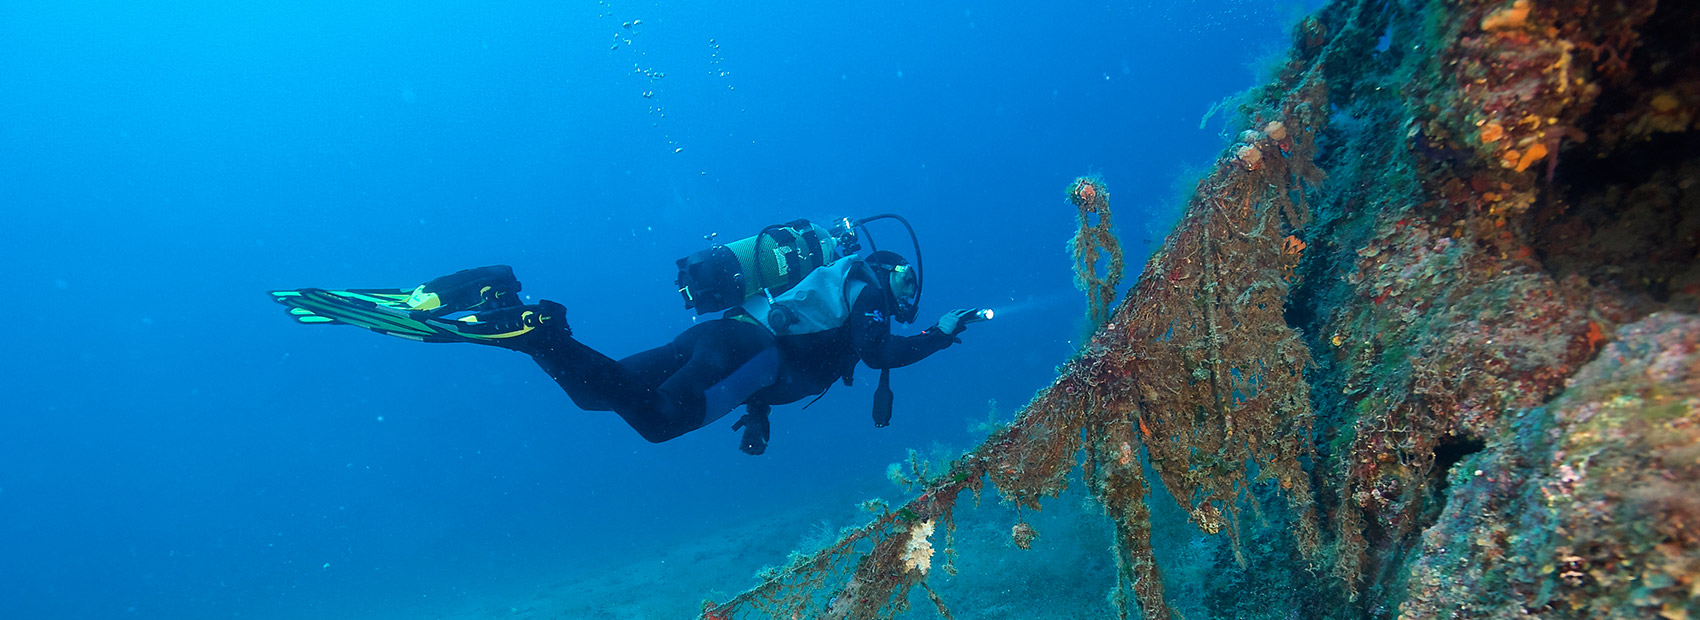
(0, 2, 1306, 618)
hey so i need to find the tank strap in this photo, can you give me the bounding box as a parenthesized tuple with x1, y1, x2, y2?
(762, 227, 807, 285)
(799, 227, 824, 264)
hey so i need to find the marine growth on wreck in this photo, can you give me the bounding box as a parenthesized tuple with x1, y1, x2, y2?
(700, 0, 1700, 617)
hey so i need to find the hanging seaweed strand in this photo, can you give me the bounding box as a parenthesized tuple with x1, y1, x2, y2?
(1069, 176, 1125, 330)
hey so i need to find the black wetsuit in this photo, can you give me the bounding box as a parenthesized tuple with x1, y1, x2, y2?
(517, 277, 955, 444)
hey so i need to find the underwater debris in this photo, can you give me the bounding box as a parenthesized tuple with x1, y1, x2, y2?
(1010, 522, 1038, 550)
(1069, 176, 1125, 331)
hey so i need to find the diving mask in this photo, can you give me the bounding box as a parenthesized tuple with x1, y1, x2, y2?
(890, 264, 919, 323)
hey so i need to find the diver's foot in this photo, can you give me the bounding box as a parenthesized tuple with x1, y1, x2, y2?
(405, 265, 522, 316)
(440, 300, 570, 347)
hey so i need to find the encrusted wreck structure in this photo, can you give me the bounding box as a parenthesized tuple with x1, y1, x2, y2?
(700, 0, 1700, 617)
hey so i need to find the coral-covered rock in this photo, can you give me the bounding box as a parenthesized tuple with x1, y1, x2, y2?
(1400, 313, 1700, 620)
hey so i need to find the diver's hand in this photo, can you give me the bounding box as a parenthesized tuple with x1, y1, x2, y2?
(936, 308, 982, 336)
(731, 411, 770, 455)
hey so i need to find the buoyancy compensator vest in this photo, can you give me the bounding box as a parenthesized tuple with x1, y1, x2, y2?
(737, 257, 874, 336)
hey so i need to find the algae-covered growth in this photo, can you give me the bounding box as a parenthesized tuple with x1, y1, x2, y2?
(701, 0, 1700, 617)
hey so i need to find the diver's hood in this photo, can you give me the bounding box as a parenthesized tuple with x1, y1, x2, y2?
(866, 250, 919, 323)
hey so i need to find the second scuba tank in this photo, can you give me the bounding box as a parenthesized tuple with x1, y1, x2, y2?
(675, 219, 852, 315)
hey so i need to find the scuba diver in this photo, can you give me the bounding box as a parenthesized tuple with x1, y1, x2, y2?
(271, 215, 990, 455)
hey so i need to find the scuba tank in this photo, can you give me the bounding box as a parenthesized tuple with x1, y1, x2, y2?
(675, 218, 853, 315)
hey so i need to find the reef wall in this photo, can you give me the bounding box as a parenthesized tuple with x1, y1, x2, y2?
(700, 0, 1699, 618)
(1299, 0, 1698, 616)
